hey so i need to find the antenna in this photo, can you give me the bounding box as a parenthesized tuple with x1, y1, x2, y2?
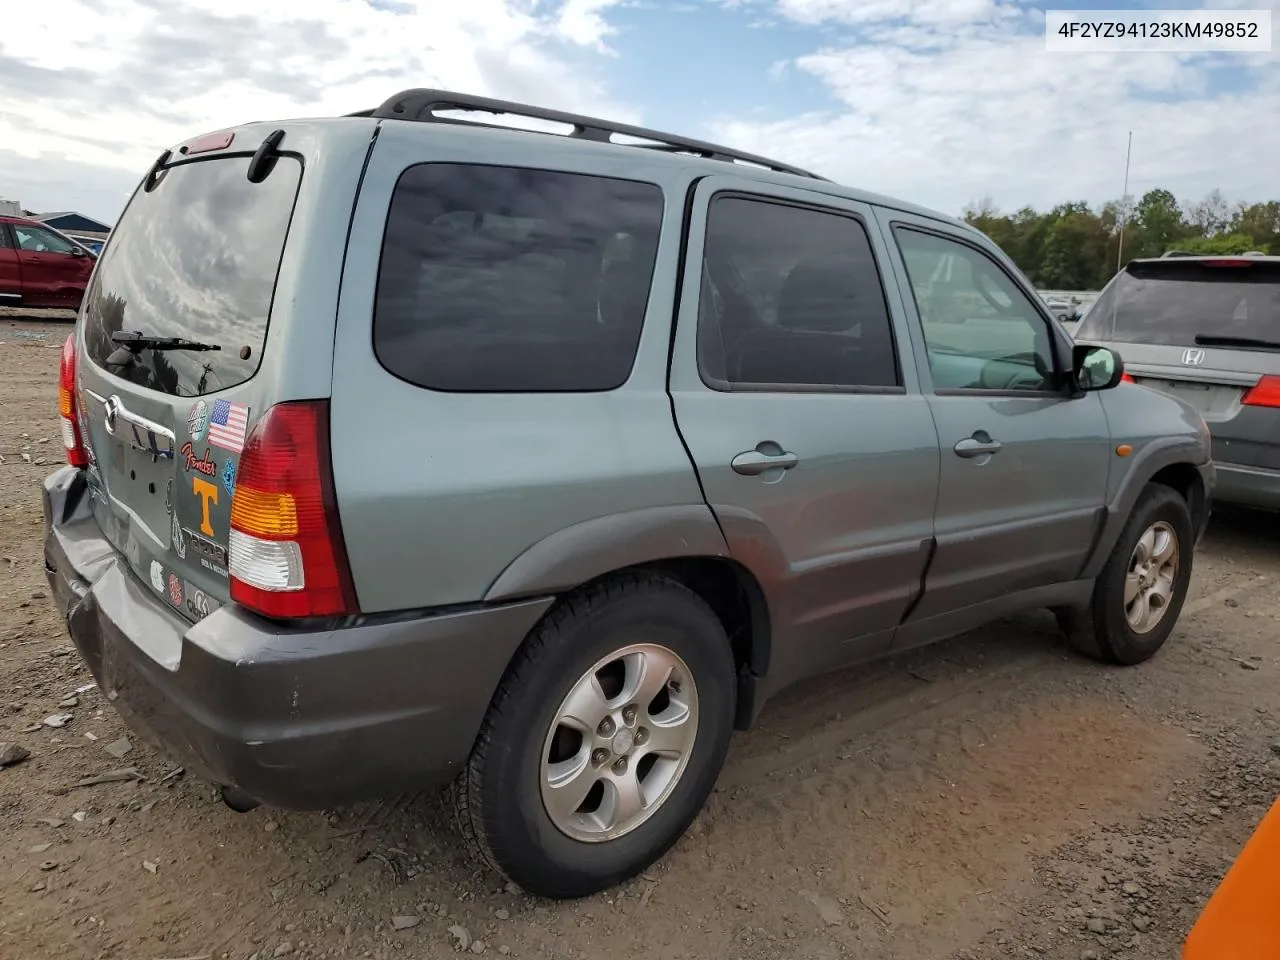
(1115, 130, 1133, 273)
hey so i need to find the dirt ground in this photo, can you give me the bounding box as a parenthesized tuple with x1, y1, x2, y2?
(3, 313, 1280, 960)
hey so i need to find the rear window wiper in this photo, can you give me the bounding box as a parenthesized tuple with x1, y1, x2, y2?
(110, 331, 222, 353)
(1194, 334, 1280, 351)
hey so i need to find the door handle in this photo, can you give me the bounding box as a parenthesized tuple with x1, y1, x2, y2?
(953, 434, 1002, 459)
(731, 448, 799, 476)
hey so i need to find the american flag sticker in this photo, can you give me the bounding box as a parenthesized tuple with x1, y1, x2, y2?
(208, 399, 250, 453)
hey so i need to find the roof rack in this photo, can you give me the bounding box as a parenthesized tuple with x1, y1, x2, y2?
(1160, 250, 1197, 257)
(350, 88, 829, 181)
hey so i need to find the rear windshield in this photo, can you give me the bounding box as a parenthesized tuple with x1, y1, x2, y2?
(1078, 260, 1280, 346)
(83, 154, 302, 396)
(373, 163, 664, 393)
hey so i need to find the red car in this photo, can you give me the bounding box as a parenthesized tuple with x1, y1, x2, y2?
(0, 215, 97, 310)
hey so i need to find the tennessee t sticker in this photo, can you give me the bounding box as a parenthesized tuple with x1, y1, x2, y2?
(192, 476, 219, 536)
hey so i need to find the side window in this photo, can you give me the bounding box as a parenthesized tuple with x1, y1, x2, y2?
(697, 196, 900, 390)
(373, 164, 664, 393)
(0, 227, 12, 249)
(894, 227, 1055, 392)
(14, 225, 77, 255)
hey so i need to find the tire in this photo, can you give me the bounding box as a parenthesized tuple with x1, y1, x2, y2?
(1058, 483, 1194, 666)
(452, 573, 736, 899)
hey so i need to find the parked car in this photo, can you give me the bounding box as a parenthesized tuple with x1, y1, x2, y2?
(0, 215, 97, 309)
(1076, 254, 1279, 511)
(43, 90, 1214, 900)
(66, 234, 106, 256)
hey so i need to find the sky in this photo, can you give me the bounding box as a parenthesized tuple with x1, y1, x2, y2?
(1, 0, 1277, 225)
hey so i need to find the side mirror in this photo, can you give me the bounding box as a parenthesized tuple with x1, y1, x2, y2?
(1073, 344, 1124, 392)
(70, 246, 85, 257)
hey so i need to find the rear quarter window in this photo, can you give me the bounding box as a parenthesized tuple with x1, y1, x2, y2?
(373, 164, 664, 393)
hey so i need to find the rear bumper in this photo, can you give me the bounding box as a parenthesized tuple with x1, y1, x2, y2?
(42, 467, 554, 810)
(1213, 461, 1280, 512)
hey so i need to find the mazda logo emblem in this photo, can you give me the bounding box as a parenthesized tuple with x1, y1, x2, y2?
(1180, 348, 1206, 366)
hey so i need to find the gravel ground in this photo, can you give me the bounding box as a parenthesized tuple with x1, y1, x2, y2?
(2, 314, 1279, 960)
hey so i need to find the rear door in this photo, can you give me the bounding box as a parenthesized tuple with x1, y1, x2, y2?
(73, 148, 305, 623)
(669, 177, 940, 691)
(11, 222, 93, 307)
(0, 224, 21, 304)
(1076, 258, 1280, 473)
(878, 212, 1111, 626)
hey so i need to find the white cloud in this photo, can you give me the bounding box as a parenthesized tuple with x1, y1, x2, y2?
(4, 0, 1277, 223)
(709, 0, 1280, 215)
(0, 0, 632, 220)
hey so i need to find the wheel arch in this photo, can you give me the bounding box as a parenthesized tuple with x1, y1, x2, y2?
(1081, 438, 1211, 580)
(483, 506, 775, 731)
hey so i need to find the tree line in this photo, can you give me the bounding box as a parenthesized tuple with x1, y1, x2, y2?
(962, 189, 1280, 292)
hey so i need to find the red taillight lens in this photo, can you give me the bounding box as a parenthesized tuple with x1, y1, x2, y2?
(1243, 375, 1280, 409)
(1121, 372, 1137, 384)
(228, 400, 358, 618)
(1202, 259, 1253, 267)
(59, 335, 89, 468)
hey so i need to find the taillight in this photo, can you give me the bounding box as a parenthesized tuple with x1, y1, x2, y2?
(1242, 375, 1280, 408)
(1121, 372, 1137, 384)
(59, 335, 89, 468)
(228, 400, 358, 618)
(1202, 259, 1253, 268)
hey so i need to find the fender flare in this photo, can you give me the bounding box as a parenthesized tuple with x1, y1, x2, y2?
(483, 504, 734, 602)
(1080, 436, 1212, 581)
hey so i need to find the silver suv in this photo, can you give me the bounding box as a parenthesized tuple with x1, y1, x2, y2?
(43, 90, 1213, 899)
(1075, 253, 1279, 510)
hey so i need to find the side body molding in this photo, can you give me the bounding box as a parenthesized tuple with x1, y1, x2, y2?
(483, 504, 733, 602)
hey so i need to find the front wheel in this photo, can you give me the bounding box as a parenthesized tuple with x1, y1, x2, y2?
(453, 573, 736, 899)
(1058, 483, 1194, 665)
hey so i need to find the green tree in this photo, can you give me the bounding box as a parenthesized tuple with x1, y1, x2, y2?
(1133, 188, 1189, 258)
(962, 190, 1278, 291)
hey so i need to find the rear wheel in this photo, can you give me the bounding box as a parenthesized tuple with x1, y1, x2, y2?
(1058, 483, 1194, 665)
(453, 573, 736, 899)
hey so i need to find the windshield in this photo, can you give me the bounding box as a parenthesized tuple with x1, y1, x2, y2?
(82, 153, 302, 396)
(1078, 260, 1280, 347)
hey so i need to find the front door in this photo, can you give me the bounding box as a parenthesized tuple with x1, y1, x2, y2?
(11, 222, 92, 307)
(0, 225, 21, 304)
(669, 176, 941, 695)
(877, 211, 1112, 627)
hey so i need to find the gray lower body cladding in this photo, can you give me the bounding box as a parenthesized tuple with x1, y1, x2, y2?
(41, 467, 553, 810)
(1213, 461, 1280, 511)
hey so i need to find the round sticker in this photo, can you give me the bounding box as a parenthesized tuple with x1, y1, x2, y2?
(149, 560, 164, 592)
(187, 400, 210, 442)
(167, 573, 183, 607)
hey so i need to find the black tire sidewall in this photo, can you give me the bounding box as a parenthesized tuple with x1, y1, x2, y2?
(1094, 486, 1194, 665)
(479, 581, 735, 897)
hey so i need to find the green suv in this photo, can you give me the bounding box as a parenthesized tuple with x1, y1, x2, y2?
(43, 90, 1213, 899)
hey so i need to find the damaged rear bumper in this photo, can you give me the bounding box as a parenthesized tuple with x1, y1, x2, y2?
(41, 466, 553, 810)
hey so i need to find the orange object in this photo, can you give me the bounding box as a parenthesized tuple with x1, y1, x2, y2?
(1184, 794, 1280, 959)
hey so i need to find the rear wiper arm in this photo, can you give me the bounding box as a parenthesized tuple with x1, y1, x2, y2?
(111, 331, 221, 353)
(1194, 334, 1280, 351)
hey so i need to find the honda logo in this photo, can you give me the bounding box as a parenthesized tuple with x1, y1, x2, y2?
(1181, 348, 1206, 366)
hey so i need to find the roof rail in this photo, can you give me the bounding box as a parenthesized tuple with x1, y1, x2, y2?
(352, 88, 829, 181)
(1161, 250, 1197, 257)
(1243, 250, 1268, 256)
